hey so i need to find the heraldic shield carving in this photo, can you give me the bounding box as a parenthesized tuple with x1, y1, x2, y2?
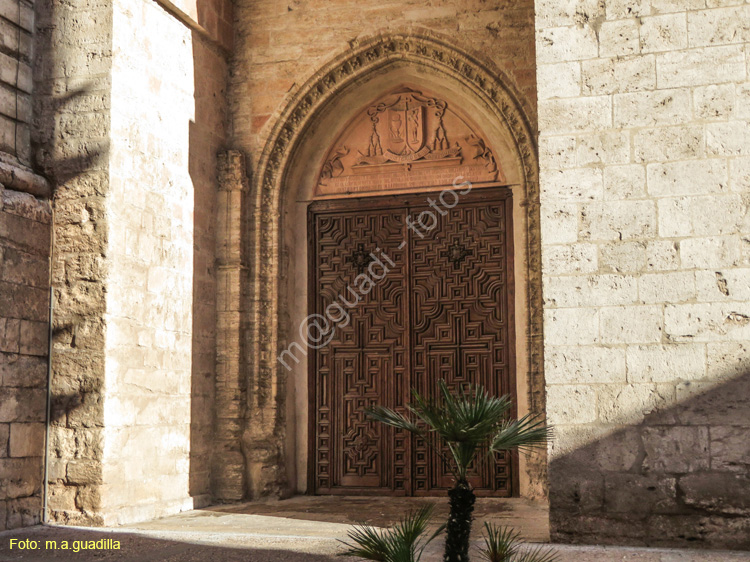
(317, 87, 505, 197)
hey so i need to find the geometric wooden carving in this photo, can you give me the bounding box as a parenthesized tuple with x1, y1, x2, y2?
(316, 87, 505, 197)
(309, 187, 515, 496)
(409, 192, 515, 496)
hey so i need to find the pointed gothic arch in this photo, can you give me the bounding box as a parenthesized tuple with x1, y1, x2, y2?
(216, 30, 545, 501)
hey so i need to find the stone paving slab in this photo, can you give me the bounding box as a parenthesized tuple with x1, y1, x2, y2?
(192, 496, 550, 541)
(0, 514, 748, 562)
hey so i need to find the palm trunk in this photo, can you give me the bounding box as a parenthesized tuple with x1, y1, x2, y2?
(443, 478, 475, 562)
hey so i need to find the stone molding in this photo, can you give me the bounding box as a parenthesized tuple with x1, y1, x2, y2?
(0, 154, 51, 198)
(236, 30, 545, 498)
(214, 150, 249, 500)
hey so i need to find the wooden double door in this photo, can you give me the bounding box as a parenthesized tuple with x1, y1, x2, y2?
(308, 187, 516, 496)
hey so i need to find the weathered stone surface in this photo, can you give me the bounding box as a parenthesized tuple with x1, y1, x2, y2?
(599, 305, 662, 344)
(680, 236, 744, 269)
(642, 426, 710, 473)
(680, 472, 750, 514)
(544, 274, 638, 308)
(549, 469, 605, 512)
(687, 5, 750, 48)
(582, 56, 655, 95)
(599, 19, 640, 57)
(602, 164, 646, 200)
(604, 474, 679, 514)
(640, 13, 688, 54)
(545, 384, 598, 425)
(0, 388, 44, 422)
(598, 384, 673, 424)
(546, 346, 626, 385)
(664, 302, 750, 342)
(8, 423, 44, 457)
(539, 5, 750, 548)
(706, 342, 750, 380)
(0, 423, 7, 457)
(693, 84, 735, 120)
(537, 62, 580, 100)
(536, 25, 598, 64)
(539, 97, 612, 133)
(66, 460, 102, 486)
(541, 167, 602, 201)
(614, 89, 692, 127)
(627, 344, 705, 383)
(541, 203, 579, 245)
(0, 354, 46, 392)
(579, 201, 656, 241)
(634, 125, 704, 163)
(638, 272, 696, 304)
(710, 425, 750, 473)
(0, 458, 42, 499)
(576, 131, 630, 166)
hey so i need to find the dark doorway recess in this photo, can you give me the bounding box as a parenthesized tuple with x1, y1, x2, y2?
(308, 187, 517, 497)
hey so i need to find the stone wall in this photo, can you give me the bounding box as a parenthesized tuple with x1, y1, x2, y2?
(228, 0, 540, 499)
(232, 0, 538, 160)
(0, 0, 33, 167)
(31, 0, 229, 526)
(0, 0, 50, 533)
(0, 187, 50, 530)
(536, 0, 750, 549)
(34, 0, 112, 527)
(100, 0, 228, 525)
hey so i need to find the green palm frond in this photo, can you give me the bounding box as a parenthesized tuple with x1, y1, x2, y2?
(412, 381, 512, 444)
(339, 504, 444, 562)
(477, 523, 559, 562)
(478, 522, 521, 561)
(489, 414, 553, 454)
(367, 405, 424, 436)
(368, 380, 551, 480)
(513, 545, 560, 562)
(407, 381, 514, 479)
(340, 523, 389, 561)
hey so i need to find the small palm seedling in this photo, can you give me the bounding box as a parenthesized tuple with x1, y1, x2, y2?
(368, 380, 552, 562)
(339, 504, 445, 562)
(478, 522, 559, 562)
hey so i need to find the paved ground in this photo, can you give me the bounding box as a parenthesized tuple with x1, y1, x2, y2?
(0, 497, 748, 561)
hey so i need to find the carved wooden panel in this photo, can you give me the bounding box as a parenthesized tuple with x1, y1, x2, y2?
(315, 87, 505, 198)
(309, 188, 515, 496)
(309, 208, 410, 494)
(409, 195, 515, 496)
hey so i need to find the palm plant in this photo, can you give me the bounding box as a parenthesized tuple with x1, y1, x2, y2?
(367, 380, 552, 562)
(339, 504, 445, 562)
(478, 523, 559, 562)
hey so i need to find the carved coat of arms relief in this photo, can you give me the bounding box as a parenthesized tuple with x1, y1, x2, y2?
(317, 87, 503, 196)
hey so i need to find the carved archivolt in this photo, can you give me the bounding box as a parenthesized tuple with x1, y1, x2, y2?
(316, 87, 503, 197)
(243, 31, 543, 496)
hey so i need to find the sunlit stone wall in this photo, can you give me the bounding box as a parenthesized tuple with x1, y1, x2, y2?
(536, 0, 750, 549)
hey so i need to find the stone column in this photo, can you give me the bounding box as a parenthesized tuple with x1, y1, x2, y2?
(213, 150, 248, 500)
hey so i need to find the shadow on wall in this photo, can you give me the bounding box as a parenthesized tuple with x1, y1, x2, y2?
(32, 0, 110, 526)
(34, 85, 109, 187)
(550, 371, 750, 551)
(187, 1, 230, 506)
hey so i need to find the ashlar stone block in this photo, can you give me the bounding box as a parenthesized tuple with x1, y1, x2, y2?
(642, 426, 710, 473)
(599, 305, 663, 344)
(598, 383, 673, 424)
(627, 344, 706, 383)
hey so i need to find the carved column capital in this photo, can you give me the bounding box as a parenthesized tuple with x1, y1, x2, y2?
(218, 149, 250, 193)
